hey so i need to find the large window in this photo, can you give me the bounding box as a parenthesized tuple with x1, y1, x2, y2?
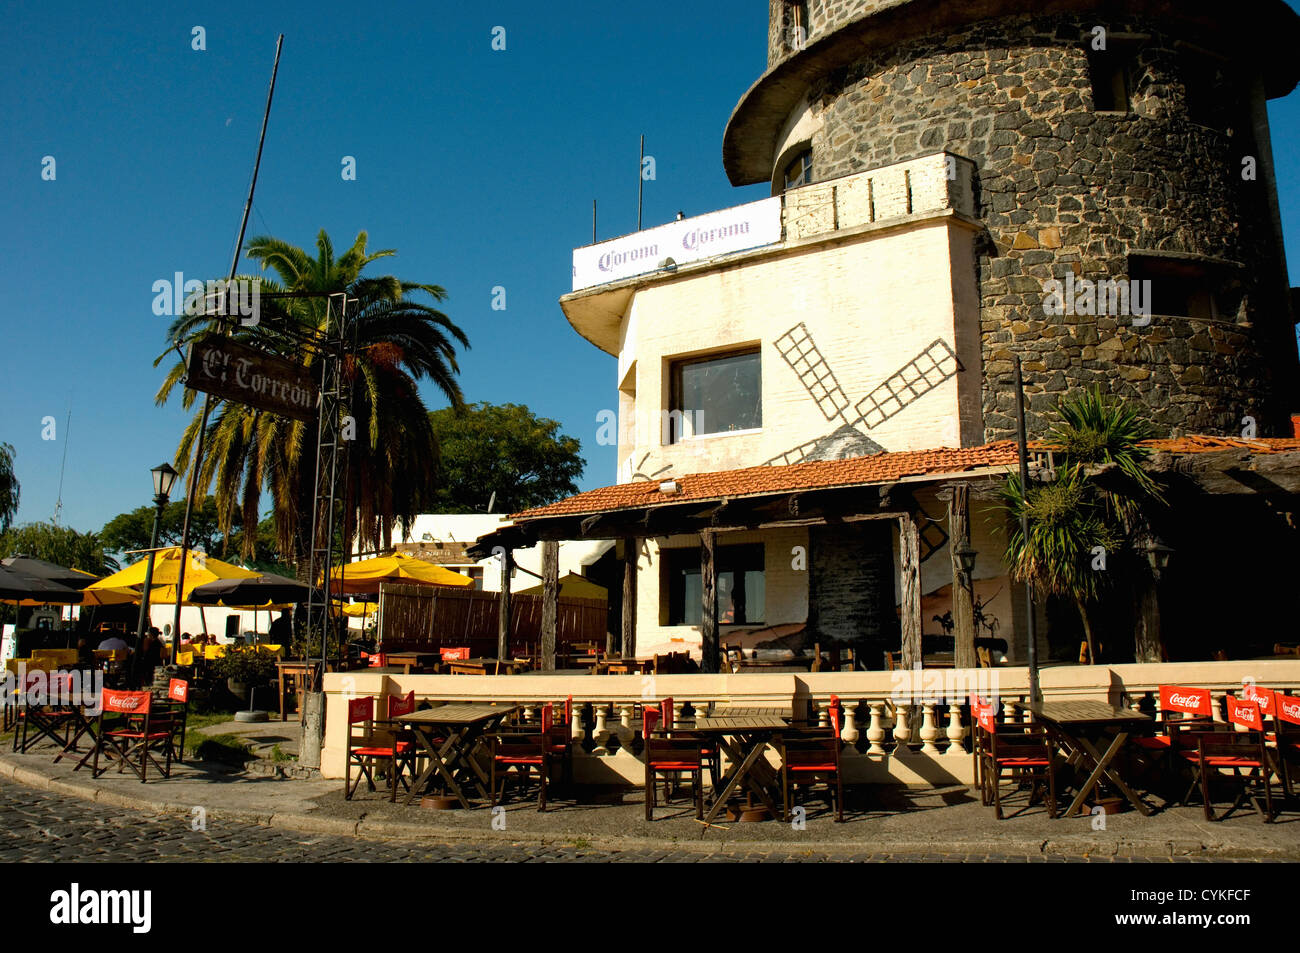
(668, 349, 762, 443)
(1128, 254, 1241, 321)
(664, 544, 765, 626)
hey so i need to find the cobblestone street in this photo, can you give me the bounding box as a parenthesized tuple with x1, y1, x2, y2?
(1, 779, 1277, 863)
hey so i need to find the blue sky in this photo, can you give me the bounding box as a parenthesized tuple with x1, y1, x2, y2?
(3, 1, 1299, 539)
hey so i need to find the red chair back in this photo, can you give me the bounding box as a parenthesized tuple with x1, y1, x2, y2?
(829, 700, 842, 736)
(1241, 682, 1276, 717)
(643, 707, 660, 738)
(103, 689, 151, 715)
(440, 646, 471, 661)
(1227, 695, 1262, 730)
(348, 696, 374, 724)
(1277, 692, 1300, 726)
(1159, 685, 1212, 717)
(565, 695, 573, 725)
(387, 690, 416, 719)
(168, 678, 189, 703)
(975, 702, 997, 734)
(367, 653, 388, 668)
(660, 697, 674, 730)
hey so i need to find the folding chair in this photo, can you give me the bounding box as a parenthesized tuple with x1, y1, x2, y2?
(491, 702, 555, 812)
(1178, 696, 1274, 822)
(345, 695, 418, 801)
(157, 678, 190, 764)
(1130, 685, 1216, 792)
(88, 689, 178, 782)
(779, 697, 845, 822)
(12, 671, 77, 754)
(977, 704, 1057, 820)
(642, 707, 705, 821)
(1271, 692, 1300, 800)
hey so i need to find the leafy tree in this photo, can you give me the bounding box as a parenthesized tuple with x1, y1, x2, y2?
(1001, 387, 1163, 664)
(0, 443, 18, 534)
(426, 402, 583, 513)
(154, 230, 469, 573)
(0, 522, 118, 576)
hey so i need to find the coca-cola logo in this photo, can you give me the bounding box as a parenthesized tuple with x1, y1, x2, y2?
(1280, 699, 1300, 722)
(110, 693, 147, 712)
(1167, 693, 1204, 709)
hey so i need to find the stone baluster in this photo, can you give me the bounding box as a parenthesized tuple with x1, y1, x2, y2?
(616, 702, 636, 749)
(670, 698, 683, 728)
(817, 703, 830, 730)
(841, 700, 860, 746)
(693, 698, 711, 722)
(1002, 699, 1017, 724)
(919, 703, 941, 754)
(866, 703, 887, 755)
(591, 703, 611, 755)
(945, 703, 967, 756)
(893, 704, 913, 754)
(571, 701, 585, 746)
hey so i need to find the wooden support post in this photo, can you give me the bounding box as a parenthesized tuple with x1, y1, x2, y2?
(621, 538, 637, 659)
(540, 540, 558, 671)
(899, 515, 922, 672)
(497, 548, 512, 661)
(700, 531, 718, 674)
(948, 484, 977, 670)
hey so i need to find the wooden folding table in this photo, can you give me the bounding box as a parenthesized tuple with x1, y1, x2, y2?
(688, 710, 792, 825)
(397, 704, 520, 808)
(1013, 699, 1154, 818)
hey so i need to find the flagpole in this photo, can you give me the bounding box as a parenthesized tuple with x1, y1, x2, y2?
(171, 35, 284, 658)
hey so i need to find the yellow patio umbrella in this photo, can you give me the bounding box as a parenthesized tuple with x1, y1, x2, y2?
(328, 552, 473, 595)
(518, 572, 608, 601)
(86, 547, 260, 605)
(340, 601, 380, 617)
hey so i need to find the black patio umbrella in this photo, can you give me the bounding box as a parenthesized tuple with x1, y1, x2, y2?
(1, 555, 101, 589)
(188, 572, 317, 607)
(0, 564, 85, 603)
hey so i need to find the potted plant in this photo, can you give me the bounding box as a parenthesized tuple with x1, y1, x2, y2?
(210, 645, 278, 701)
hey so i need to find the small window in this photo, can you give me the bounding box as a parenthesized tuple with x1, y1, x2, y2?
(785, 1, 809, 51)
(461, 566, 484, 590)
(1088, 42, 1138, 112)
(668, 349, 762, 443)
(1128, 255, 1240, 321)
(665, 544, 765, 626)
(783, 149, 813, 191)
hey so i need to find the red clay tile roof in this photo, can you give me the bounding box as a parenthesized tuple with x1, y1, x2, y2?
(511, 434, 1300, 522)
(513, 442, 1022, 519)
(1140, 435, 1300, 454)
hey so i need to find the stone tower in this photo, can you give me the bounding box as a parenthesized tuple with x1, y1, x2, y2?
(725, 0, 1300, 438)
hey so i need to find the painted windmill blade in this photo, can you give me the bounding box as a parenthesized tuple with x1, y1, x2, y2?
(765, 328, 960, 466)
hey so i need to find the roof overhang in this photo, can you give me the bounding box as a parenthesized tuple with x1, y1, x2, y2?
(724, 0, 1300, 186)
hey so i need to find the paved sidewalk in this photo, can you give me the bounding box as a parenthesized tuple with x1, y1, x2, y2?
(2, 747, 1297, 860)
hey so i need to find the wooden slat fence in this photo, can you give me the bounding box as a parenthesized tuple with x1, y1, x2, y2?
(377, 583, 606, 654)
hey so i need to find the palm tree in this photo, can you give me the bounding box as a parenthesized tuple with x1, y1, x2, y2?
(0, 443, 17, 534)
(154, 230, 469, 574)
(1001, 387, 1164, 664)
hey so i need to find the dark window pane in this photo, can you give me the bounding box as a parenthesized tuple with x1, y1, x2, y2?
(672, 350, 761, 441)
(666, 545, 765, 625)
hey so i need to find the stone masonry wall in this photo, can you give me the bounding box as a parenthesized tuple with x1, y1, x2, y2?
(808, 521, 898, 667)
(790, 12, 1294, 438)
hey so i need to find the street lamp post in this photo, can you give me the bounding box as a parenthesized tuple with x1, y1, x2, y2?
(133, 463, 179, 684)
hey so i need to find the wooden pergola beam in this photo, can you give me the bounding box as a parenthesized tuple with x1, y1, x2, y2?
(540, 540, 558, 671)
(700, 530, 718, 674)
(621, 537, 636, 659)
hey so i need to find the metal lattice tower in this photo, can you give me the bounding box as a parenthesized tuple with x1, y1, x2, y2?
(304, 292, 354, 684)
